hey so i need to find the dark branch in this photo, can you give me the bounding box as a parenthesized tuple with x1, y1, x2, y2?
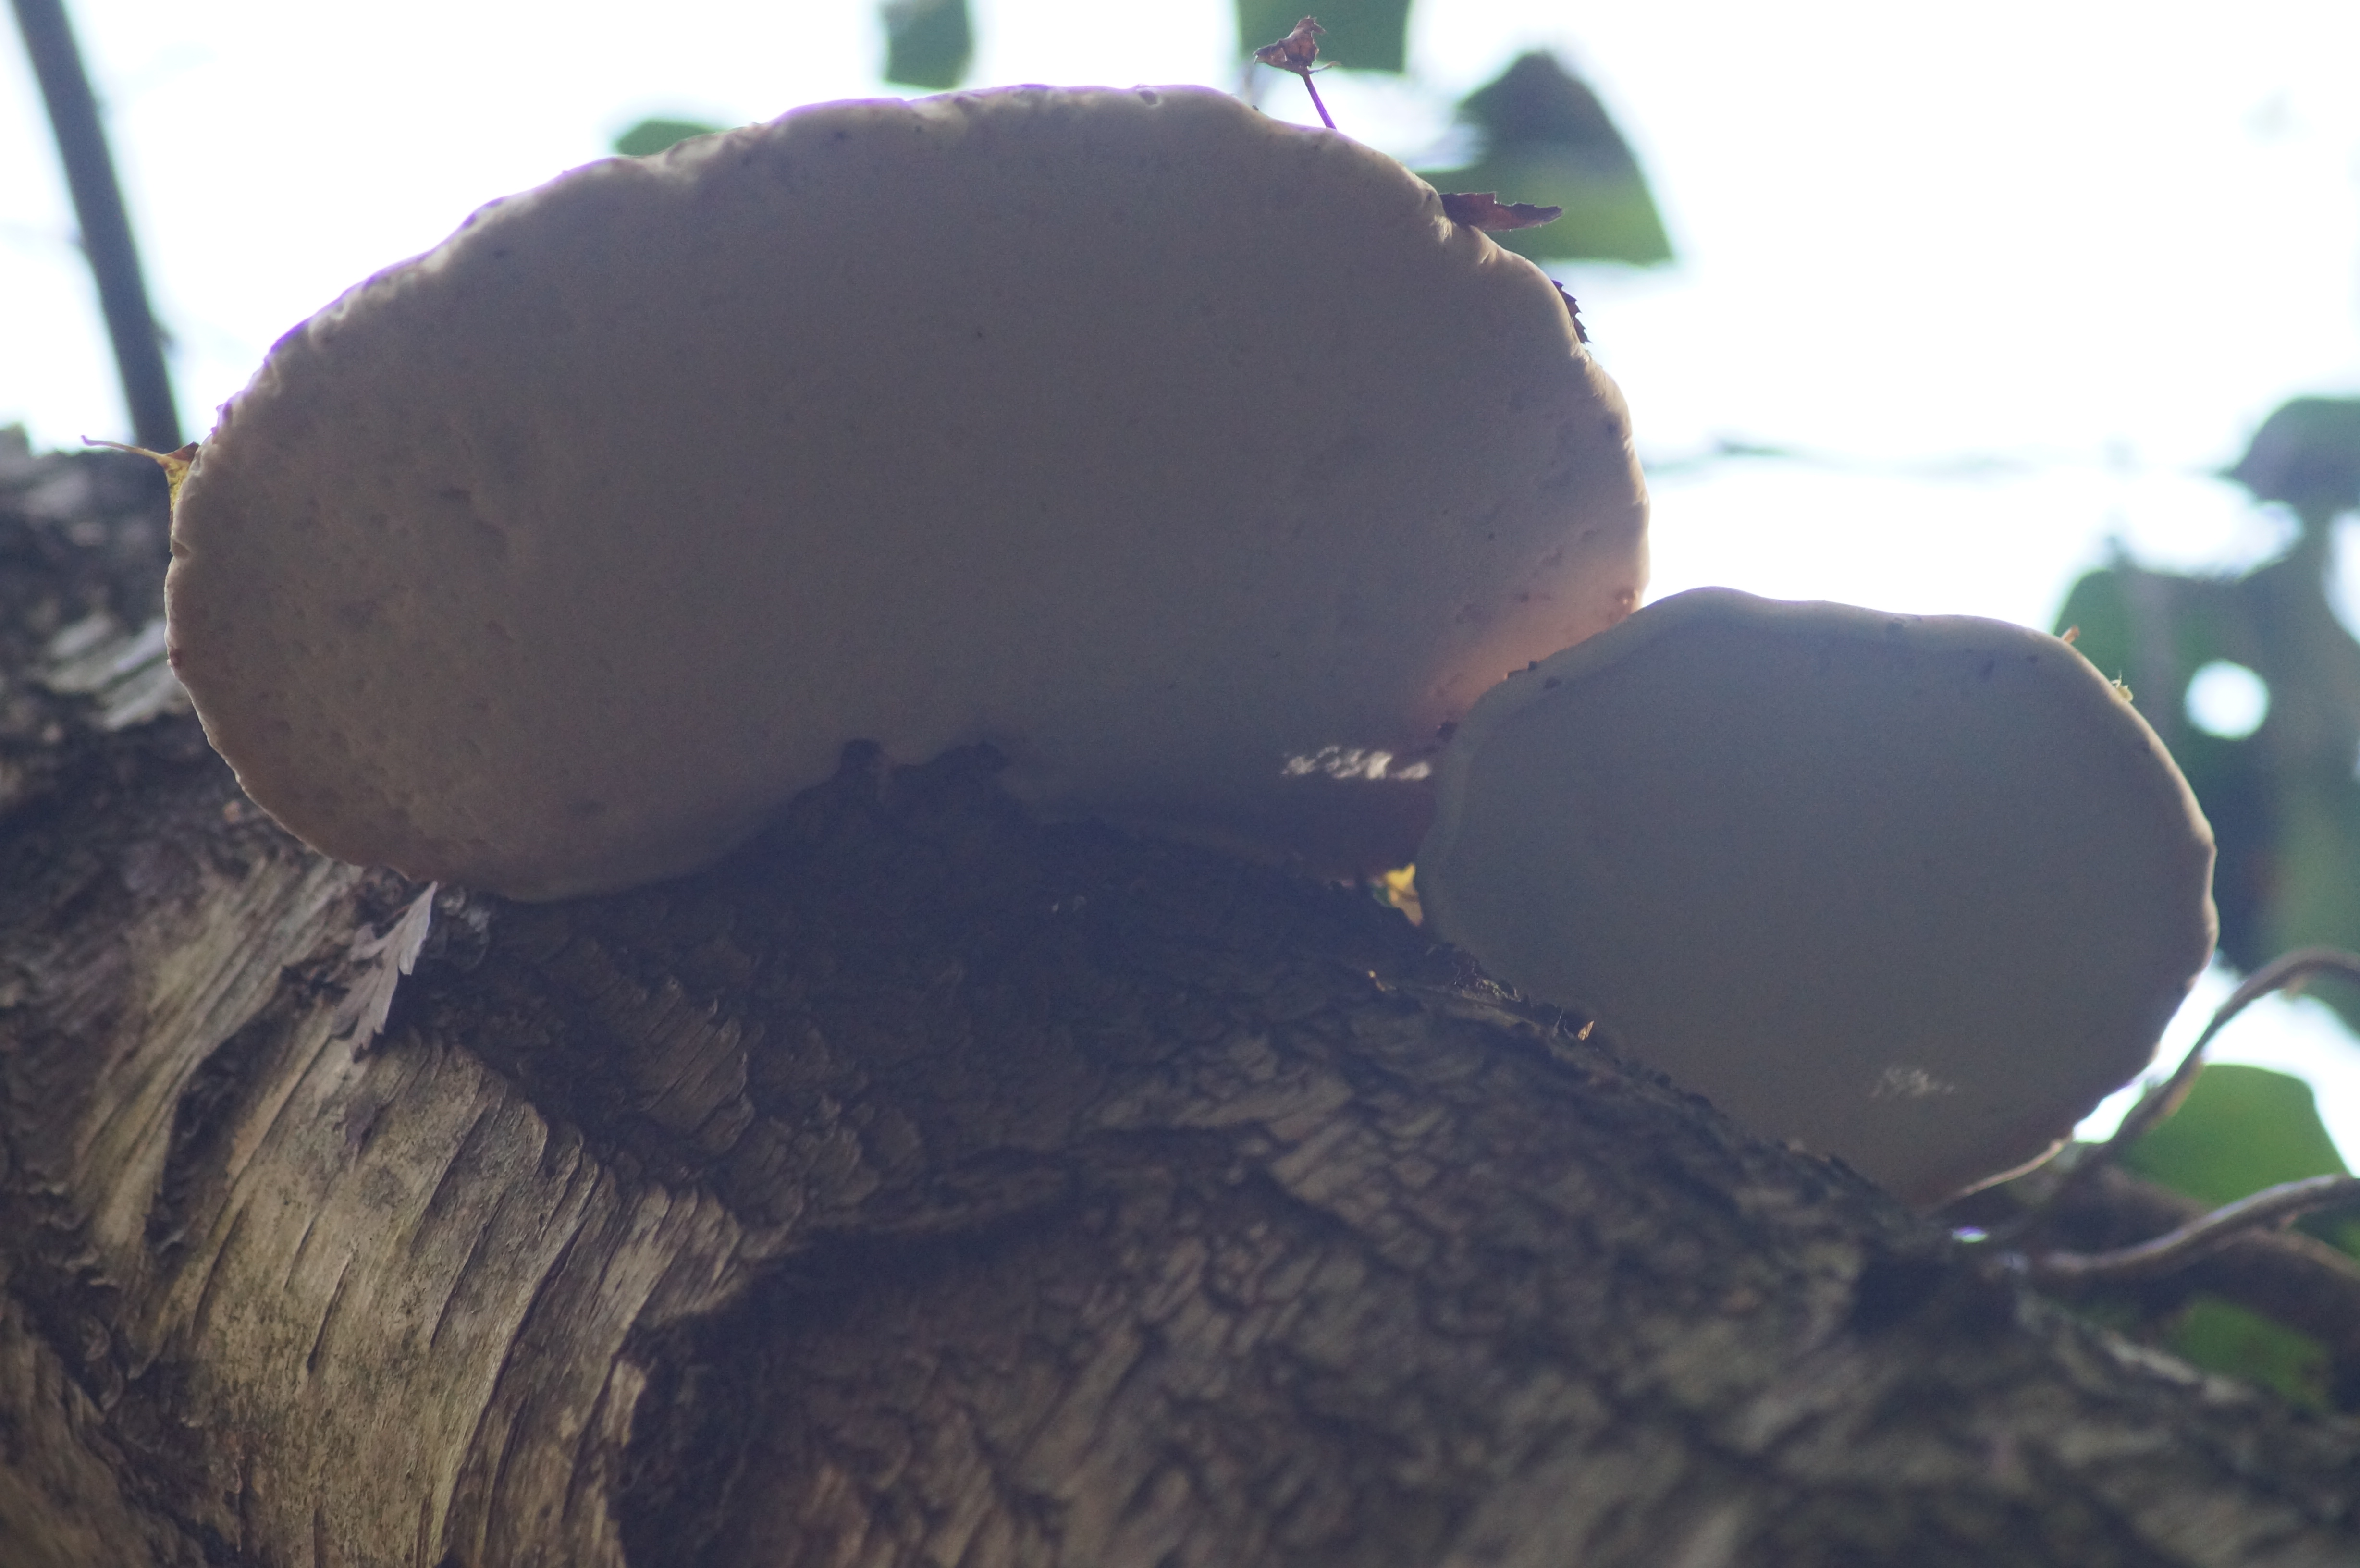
(11, 0, 182, 450)
(2014, 1173, 2360, 1285)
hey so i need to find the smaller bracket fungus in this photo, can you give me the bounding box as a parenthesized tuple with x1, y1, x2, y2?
(1415, 587, 2218, 1204)
(164, 85, 1645, 901)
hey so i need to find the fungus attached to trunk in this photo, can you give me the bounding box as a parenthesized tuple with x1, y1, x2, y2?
(164, 85, 1647, 900)
(1414, 588, 2218, 1204)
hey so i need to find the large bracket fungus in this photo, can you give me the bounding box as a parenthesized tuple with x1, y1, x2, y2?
(164, 85, 1647, 900)
(1415, 588, 2219, 1204)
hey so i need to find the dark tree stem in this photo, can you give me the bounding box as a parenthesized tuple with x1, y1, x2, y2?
(11, 0, 181, 450)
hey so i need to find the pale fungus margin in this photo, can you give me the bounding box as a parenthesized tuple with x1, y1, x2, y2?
(163, 84, 1647, 901)
(1414, 588, 2219, 1205)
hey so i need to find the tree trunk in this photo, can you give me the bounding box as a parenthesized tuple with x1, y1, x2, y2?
(3, 443, 2357, 1567)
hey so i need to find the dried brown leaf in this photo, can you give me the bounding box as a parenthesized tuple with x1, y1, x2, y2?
(1551, 280, 1590, 344)
(1254, 16, 1336, 128)
(1254, 16, 1326, 74)
(1438, 192, 1565, 232)
(332, 883, 438, 1049)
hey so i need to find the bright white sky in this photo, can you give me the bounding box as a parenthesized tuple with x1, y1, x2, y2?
(9, 0, 2360, 1155)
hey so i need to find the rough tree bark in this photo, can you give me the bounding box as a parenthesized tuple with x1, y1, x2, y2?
(3, 441, 2358, 1566)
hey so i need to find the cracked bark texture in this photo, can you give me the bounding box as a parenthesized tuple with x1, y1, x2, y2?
(2, 440, 2358, 1566)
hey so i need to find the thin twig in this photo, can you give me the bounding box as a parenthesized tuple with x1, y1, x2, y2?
(2113, 949, 2360, 1157)
(1988, 947, 2360, 1242)
(1960, 1161, 2360, 1365)
(1299, 69, 1334, 130)
(2012, 1174, 2360, 1285)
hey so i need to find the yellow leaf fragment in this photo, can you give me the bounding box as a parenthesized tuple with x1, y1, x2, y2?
(85, 437, 201, 506)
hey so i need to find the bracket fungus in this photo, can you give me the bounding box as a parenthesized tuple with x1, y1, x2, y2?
(163, 85, 1646, 901)
(1414, 588, 2218, 1204)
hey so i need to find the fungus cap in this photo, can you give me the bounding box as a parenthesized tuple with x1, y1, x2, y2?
(1414, 587, 2218, 1204)
(165, 85, 1647, 900)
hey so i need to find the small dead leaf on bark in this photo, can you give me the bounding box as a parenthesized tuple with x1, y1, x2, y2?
(1438, 192, 1565, 233)
(332, 882, 438, 1049)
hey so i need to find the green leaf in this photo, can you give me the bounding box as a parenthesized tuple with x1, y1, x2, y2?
(2118, 1065, 2360, 1402)
(883, 0, 972, 91)
(1237, 0, 1412, 74)
(2225, 395, 2360, 521)
(2123, 1064, 2348, 1204)
(2261, 780, 2360, 1030)
(1418, 53, 1672, 265)
(613, 118, 722, 158)
(2122, 1063, 2360, 1254)
(2049, 570, 2138, 697)
(2052, 565, 2280, 976)
(2167, 1296, 2332, 1409)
